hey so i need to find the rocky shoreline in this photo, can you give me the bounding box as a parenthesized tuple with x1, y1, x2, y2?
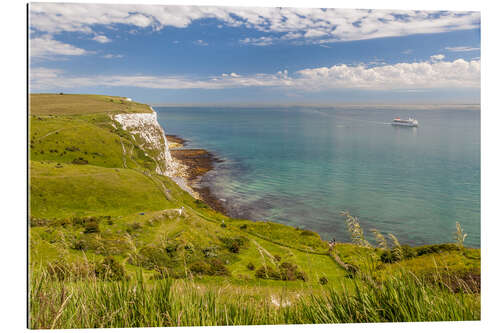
(166, 135, 227, 214)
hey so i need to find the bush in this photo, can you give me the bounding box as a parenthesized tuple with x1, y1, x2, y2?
(72, 157, 89, 165)
(83, 220, 100, 234)
(255, 266, 281, 280)
(209, 258, 230, 276)
(95, 256, 126, 281)
(219, 236, 249, 254)
(239, 224, 248, 230)
(189, 261, 212, 275)
(401, 245, 417, 259)
(247, 262, 255, 271)
(189, 259, 230, 276)
(165, 241, 178, 255)
(126, 222, 141, 234)
(202, 246, 218, 258)
(345, 264, 358, 278)
(136, 246, 172, 269)
(415, 244, 460, 256)
(65, 146, 80, 152)
(319, 276, 329, 285)
(255, 262, 307, 282)
(300, 230, 316, 237)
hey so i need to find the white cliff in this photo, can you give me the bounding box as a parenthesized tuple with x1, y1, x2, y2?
(113, 108, 198, 198)
(113, 108, 175, 176)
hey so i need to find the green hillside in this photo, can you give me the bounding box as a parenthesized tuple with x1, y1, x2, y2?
(28, 94, 480, 328)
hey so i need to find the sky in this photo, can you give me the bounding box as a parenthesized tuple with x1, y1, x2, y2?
(29, 3, 481, 105)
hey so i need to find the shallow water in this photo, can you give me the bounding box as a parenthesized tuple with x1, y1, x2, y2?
(156, 106, 480, 247)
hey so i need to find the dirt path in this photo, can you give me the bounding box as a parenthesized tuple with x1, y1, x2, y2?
(119, 138, 128, 168)
(38, 127, 73, 140)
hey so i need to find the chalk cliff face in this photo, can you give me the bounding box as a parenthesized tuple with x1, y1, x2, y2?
(113, 109, 176, 176)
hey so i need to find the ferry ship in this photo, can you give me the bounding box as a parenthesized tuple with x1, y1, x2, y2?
(391, 117, 418, 127)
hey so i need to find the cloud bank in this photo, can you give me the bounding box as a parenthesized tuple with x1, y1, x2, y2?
(31, 57, 480, 91)
(30, 35, 88, 58)
(30, 4, 480, 44)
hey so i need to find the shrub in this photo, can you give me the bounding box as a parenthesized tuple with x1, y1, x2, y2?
(95, 256, 126, 281)
(300, 230, 316, 237)
(401, 245, 416, 259)
(345, 264, 358, 278)
(165, 242, 178, 255)
(246, 262, 255, 271)
(83, 220, 100, 234)
(415, 244, 460, 256)
(202, 246, 218, 258)
(209, 258, 230, 276)
(239, 224, 248, 230)
(319, 276, 329, 285)
(255, 262, 307, 282)
(189, 259, 230, 276)
(138, 246, 175, 269)
(72, 240, 85, 250)
(72, 157, 89, 165)
(380, 250, 395, 263)
(189, 261, 212, 275)
(125, 222, 141, 234)
(255, 266, 281, 280)
(65, 146, 80, 152)
(219, 236, 249, 254)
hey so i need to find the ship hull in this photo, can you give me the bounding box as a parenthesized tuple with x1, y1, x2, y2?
(391, 122, 418, 127)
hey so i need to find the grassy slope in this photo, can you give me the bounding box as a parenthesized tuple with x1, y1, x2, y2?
(29, 94, 480, 327)
(30, 93, 152, 115)
(29, 93, 349, 287)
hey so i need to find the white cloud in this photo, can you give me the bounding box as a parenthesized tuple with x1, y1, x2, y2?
(29, 4, 480, 44)
(30, 58, 479, 92)
(102, 54, 123, 59)
(445, 46, 480, 52)
(240, 36, 274, 46)
(430, 54, 445, 62)
(92, 35, 111, 43)
(30, 35, 88, 59)
(195, 39, 208, 46)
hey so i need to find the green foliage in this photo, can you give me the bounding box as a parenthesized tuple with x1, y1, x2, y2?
(319, 276, 329, 285)
(415, 244, 460, 256)
(300, 230, 315, 236)
(134, 246, 174, 270)
(94, 256, 127, 281)
(219, 236, 249, 254)
(28, 94, 482, 328)
(83, 220, 100, 234)
(255, 262, 307, 282)
(189, 259, 230, 276)
(72, 157, 89, 165)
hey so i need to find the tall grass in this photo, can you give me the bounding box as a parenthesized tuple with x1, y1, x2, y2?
(29, 268, 480, 329)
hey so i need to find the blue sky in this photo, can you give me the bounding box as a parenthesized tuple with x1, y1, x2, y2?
(29, 4, 481, 105)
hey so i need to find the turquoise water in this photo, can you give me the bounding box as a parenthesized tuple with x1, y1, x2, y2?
(156, 106, 480, 247)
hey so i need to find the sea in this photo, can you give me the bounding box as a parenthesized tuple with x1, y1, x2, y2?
(156, 105, 480, 247)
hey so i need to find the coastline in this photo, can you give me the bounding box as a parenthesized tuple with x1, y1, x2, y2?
(166, 134, 228, 214)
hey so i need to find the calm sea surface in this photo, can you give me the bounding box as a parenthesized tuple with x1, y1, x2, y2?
(156, 106, 480, 247)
